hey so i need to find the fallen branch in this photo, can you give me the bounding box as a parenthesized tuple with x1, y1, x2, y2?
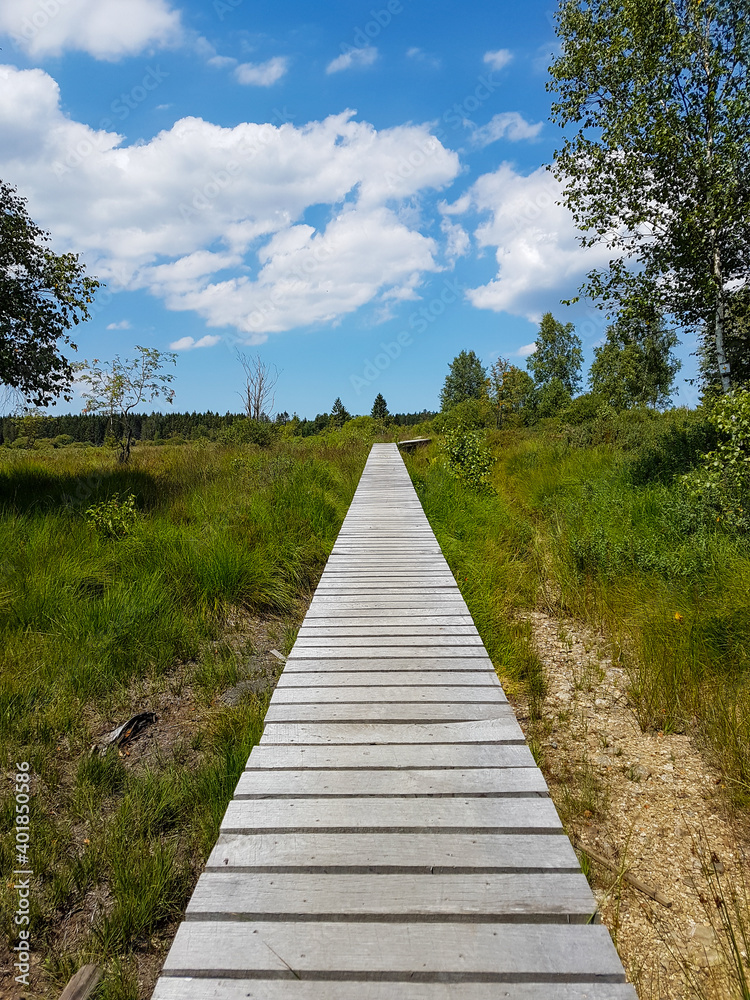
(575, 840, 672, 908)
(59, 963, 101, 1000)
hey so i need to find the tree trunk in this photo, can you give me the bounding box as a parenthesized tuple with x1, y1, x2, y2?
(713, 247, 732, 394)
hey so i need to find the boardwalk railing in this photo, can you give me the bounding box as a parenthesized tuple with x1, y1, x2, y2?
(152, 443, 637, 999)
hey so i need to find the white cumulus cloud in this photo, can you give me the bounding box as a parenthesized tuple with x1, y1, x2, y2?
(169, 335, 221, 350)
(471, 112, 543, 147)
(234, 57, 288, 87)
(483, 49, 513, 71)
(105, 320, 131, 330)
(326, 46, 378, 74)
(0, 66, 460, 338)
(446, 162, 611, 321)
(0, 0, 182, 60)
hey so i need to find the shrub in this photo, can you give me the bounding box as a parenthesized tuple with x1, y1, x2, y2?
(562, 392, 605, 425)
(219, 419, 278, 448)
(681, 389, 750, 530)
(441, 427, 494, 491)
(85, 493, 140, 538)
(433, 398, 493, 433)
(53, 434, 76, 447)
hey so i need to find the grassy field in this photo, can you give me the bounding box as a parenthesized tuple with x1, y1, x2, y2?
(404, 408, 750, 801)
(2, 408, 748, 997)
(0, 431, 374, 998)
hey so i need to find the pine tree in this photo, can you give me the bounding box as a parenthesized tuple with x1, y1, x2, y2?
(371, 393, 389, 420)
(330, 397, 351, 428)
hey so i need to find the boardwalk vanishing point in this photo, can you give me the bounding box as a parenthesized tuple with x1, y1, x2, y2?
(152, 443, 637, 999)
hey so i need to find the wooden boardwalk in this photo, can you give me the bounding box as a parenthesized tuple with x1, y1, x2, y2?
(152, 443, 637, 999)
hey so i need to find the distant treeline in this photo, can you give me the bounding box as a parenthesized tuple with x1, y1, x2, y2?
(0, 409, 436, 445)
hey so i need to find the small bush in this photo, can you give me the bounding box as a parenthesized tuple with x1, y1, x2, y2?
(681, 390, 750, 530)
(441, 427, 494, 491)
(53, 435, 76, 447)
(219, 419, 278, 448)
(85, 493, 139, 538)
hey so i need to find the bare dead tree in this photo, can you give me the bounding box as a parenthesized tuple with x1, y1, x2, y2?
(236, 352, 281, 421)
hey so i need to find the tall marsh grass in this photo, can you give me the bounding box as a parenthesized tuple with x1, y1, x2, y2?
(407, 412, 750, 800)
(0, 433, 369, 996)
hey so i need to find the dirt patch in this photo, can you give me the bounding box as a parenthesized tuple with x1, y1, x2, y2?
(514, 610, 750, 999)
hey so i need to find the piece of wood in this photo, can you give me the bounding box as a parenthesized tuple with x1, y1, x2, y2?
(288, 647, 489, 660)
(59, 964, 102, 1000)
(220, 796, 563, 834)
(275, 670, 500, 687)
(161, 921, 628, 979)
(259, 717, 525, 745)
(245, 743, 537, 769)
(297, 623, 479, 634)
(575, 842, 672, 908)
(187, 871, 597, 921)
(263, 703, 510, 724)
(282, 657, 497, 672)
(153, 979, 639, 1000)
(270, 685, 503, 703)
(234, 767, 547, 797)
(293, 635, 483, 647)
(205, 831, 579, 873)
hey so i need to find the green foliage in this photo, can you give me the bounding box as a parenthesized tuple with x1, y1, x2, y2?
(329, 397, 351, 428)
(527, 312, 583, 395)
(548, 0, 750, 394)
(0, 437, 368, 993)
(528, 377, 573, 421)
(433, 396, 493, 433)
(440, 349, 487, 411)
(85, 493, 139, 538)
(219, 418, 278, 448)
(487, 358, 534, 427)
(76, 346, 177, 463)
(0, 180, 100, 406)
(371, 393, 389, 420)
(698, 286, 750, 393)
(589, 301, 681, 409)
(441, 426, 494, 491)
(562, 392, 605, 425)
(682, 389, 750, 530)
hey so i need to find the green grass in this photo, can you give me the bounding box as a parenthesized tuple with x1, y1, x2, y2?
(0, 432, 370, 997)
(406, 411, 750, 801)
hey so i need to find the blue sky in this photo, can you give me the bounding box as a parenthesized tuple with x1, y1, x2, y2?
(0, 0, 698, 418)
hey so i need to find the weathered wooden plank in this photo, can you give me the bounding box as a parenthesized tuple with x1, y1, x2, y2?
(259, 718, 525, 745)
(205, 831, 579, 873)
(296, 625, 481, 637)
(221, 797, 563, 834)
(302, 608, 474, 619)
(276, 664, 505, 688)
(271, 686, 503, 703)
(263, 704, 510, 724)
(153, 979, 639, 999)
(275, 671, 499, 687)
(298, 615, 476, 626)
(282, 657, 497, 672)
(245, 743, 536, 769)
(293, 635, 483, 647)
(234, 767, 547, 798)
(187, 872, 597, 922)
(287, 646, 488, 660)
(161, 921, 628, 980)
